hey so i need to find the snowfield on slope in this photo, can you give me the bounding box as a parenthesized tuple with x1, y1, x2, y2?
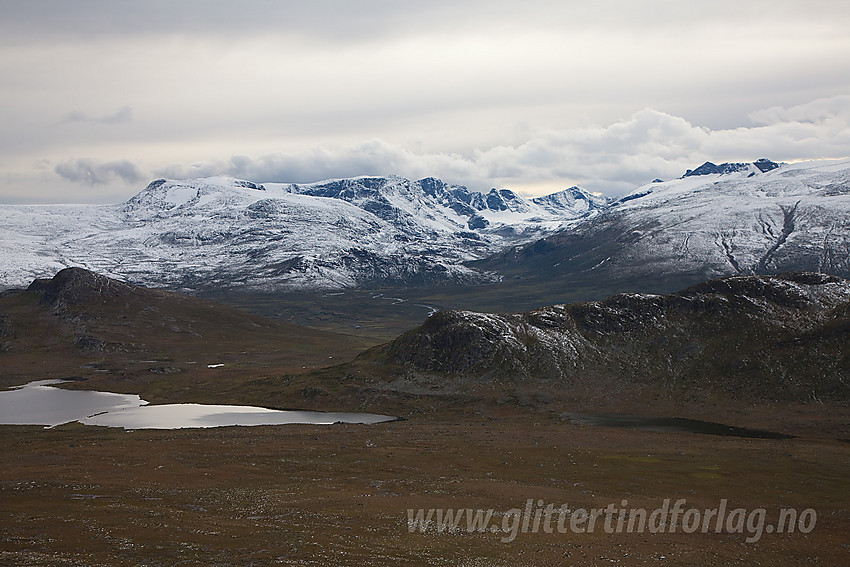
(605, 159, 850, 279)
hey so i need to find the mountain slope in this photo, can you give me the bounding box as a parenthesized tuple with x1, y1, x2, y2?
(476, 159, 850, 294)
(0, 176, 604, 292)
(368, 272, 850, 402)
(1, 160, 848, 300)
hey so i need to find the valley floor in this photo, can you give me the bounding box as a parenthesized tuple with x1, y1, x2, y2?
(2, 411, 849, 566)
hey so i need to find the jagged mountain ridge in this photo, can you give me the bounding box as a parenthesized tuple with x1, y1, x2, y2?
(683, 158, 781, 177)
(283, 176, 607, 232)
(0, 175, 605, 291)
(372, 272, 850, 402)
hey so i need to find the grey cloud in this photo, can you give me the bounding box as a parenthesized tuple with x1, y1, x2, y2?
(100, 106, 133, 124)
(55, 158, 143, 186)
(61, 106, 133, 125)
(0, 1, 482, 42)
(3, 1, 849, 45)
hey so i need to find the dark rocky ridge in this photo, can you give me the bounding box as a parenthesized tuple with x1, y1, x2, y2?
(373, 272, 850, 402)
(683, 158, 780, 177)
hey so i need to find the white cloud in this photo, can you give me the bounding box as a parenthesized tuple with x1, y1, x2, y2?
(137, 96, 850, 198)
(13, 95, 841, 202)
(748, 95, 850, 125)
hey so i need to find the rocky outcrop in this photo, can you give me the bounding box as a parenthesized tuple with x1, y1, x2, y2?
(374, 273, 850, 401)
(28, 267, 138, 310)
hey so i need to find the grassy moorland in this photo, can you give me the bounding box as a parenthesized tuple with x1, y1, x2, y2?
(3, 416, 849, 566)
(1, 269, 849, 565)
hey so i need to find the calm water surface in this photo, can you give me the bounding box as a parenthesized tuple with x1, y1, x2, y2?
(0, 380, 395, 429)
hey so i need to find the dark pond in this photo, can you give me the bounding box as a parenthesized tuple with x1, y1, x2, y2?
(565, 412, 794, 439)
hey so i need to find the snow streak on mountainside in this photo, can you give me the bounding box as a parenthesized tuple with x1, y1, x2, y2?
(480, 159, 850, 289)
(0, 176, 604, 291)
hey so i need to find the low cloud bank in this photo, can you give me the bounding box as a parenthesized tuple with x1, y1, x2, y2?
(63, 96, 850, 197)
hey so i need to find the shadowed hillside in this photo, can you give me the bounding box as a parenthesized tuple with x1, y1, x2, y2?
(0, 268, 375, 402)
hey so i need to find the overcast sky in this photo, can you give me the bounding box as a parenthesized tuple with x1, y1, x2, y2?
(1, 1, 849, 203)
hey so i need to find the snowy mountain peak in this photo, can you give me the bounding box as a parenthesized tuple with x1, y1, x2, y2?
(753, 158, 781, 173)
(480, 158, 850, 293)
(482, 188, 522, 212)
(279, 175, 603, 233)
(683, 158, 780, 178)
(0, 161, 847, 293)
(125, 176, 266, 213)
(532, 186, 609, 215)
(615, 158, 785, 206)
(0, 174, 607, 291)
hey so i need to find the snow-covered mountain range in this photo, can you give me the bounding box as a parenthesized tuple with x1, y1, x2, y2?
(479, 158, 850, 291)
(1, 159, 847, 293)
(0, 175, 605, 291)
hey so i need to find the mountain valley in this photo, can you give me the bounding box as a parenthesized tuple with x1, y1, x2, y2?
(2, 160, 850, 566)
